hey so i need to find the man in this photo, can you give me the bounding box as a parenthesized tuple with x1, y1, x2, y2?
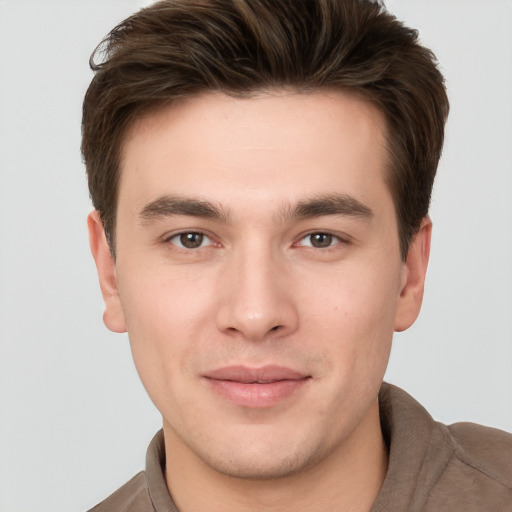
(82, 0, 512, 510)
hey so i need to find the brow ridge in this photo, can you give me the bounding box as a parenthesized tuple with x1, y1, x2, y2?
(139, 195, 230, 223)
(282, 194, 373, 221)
(138, 193, 373, 225)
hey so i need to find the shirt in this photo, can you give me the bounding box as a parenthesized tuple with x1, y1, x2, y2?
(88, 383, 512, 511)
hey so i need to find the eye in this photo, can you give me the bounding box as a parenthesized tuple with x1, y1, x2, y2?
(168, 232, 213, 249)
(296, 232, 340, 249)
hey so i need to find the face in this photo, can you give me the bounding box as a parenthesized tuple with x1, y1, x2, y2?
(89, 91, 429, 480)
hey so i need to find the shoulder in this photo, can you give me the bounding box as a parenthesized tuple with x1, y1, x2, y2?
(87, 471, 154, 512)
(376, 383, 512, 511)
(448, 421, 512, 487)
(427, 421, 512, 510)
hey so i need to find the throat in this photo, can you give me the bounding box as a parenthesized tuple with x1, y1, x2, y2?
(162, 398, 387, 512)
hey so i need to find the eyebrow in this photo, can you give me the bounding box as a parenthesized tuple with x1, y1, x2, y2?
(139, 195, 230, 224)
(280, 194, 374, 221)
(138, 193, 373, 225)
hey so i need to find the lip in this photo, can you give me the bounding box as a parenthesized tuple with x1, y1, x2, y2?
(203, 365, 311, 408)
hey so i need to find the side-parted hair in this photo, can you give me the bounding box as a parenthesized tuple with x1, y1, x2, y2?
(82, 0, 449, 260)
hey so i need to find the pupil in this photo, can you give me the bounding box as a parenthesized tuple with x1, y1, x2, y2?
(312, 233, 332, 248)
(180, 233, 203, 248)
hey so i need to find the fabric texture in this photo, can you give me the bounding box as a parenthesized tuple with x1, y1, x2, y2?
(88, 383, 512, 511)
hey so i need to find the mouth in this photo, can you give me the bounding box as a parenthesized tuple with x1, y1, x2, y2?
(203, 365, 311, 408)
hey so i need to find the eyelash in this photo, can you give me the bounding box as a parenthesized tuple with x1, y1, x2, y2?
(294, 232, 345, 249)
(165, 231, 218, 250)
(164, 230, 347, 251)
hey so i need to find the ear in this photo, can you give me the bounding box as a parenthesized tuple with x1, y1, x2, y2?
(87, 210, 127, 333)
(394, 217, 432, 332)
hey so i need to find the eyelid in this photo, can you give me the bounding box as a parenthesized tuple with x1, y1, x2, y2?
(293, 231, 351, 248)
(163, 230, 219, 249)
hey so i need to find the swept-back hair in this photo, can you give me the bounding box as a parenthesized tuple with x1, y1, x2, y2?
(82, 0, 448, 259)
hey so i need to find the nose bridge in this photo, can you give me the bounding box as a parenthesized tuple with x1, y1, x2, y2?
(216, 236, 298, 341)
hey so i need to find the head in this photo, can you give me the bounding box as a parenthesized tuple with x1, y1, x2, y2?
(83, 0, 448, 489)
(82, 0, 448, 261)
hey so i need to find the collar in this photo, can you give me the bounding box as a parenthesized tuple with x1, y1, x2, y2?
(144, 383, 454, 512)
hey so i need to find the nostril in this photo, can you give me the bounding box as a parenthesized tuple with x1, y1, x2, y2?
(270, 325, 281, 331)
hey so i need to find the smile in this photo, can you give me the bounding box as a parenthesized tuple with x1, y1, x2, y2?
(203, 365, 311, 408)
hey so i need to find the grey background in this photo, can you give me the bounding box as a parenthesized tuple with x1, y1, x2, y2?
(0, 1, 511, 510)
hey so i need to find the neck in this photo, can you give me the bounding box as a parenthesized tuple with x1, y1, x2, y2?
(164, 398, 387, 512)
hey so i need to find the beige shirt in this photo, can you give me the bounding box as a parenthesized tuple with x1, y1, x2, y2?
(88, 383, 512, 511)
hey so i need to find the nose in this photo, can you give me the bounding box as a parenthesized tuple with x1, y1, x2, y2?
(215, 244, 299, 342)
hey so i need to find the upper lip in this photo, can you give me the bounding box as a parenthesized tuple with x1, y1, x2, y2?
(203, 365, 310, 383)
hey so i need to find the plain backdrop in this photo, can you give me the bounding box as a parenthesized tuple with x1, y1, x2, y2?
(0, 1, 511, 510)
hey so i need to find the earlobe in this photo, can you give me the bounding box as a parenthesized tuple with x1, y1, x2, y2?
(394, 217, 432, 332)
(87, 210, 127, 333)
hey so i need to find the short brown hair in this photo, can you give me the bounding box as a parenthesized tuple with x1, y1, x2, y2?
(82, 0, 448, 260)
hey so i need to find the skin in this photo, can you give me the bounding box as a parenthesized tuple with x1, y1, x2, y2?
(89, 90, 431, 512)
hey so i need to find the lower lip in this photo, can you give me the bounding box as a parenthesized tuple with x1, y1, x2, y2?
(205, 378, 310, 408)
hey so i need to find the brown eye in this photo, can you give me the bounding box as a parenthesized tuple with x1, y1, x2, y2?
(180, 233, 203, 248)
(309, 233, 333, 248)
(169, 232, 210, 249)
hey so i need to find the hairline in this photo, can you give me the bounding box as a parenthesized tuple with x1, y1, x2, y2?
(108, 85, 408, 259)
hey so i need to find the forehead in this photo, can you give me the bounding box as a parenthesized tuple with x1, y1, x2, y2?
(118, 90, 391, 215)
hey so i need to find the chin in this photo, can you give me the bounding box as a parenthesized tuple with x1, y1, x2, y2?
(204, 450, 316, 481)
(187, 428, 327, 481)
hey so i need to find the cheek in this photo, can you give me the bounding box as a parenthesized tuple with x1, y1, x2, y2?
(345, 279, 398, 381)
(306, 260, 401, 325)
(116, 268, 214, 397)
(302, 264, 399, 368)
(119, 260, 214, 334)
